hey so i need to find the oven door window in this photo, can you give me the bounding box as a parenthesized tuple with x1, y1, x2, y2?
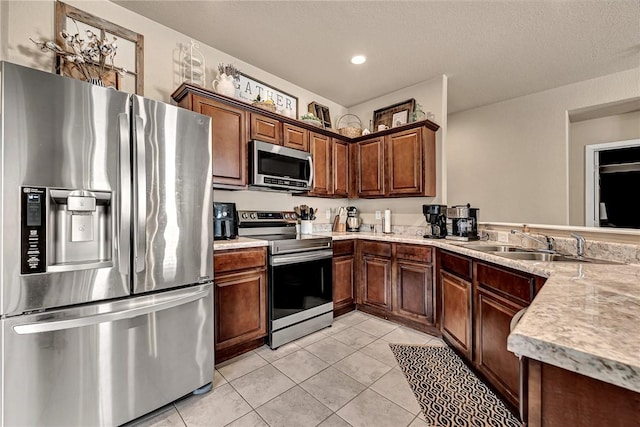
(270, 257, 332, 320)
(257, 151, 309, 182)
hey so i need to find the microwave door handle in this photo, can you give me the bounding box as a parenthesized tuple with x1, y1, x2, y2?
(134, 115, 147, 273)
(117, 113, 131, 276)
(307, 155, 314, 187)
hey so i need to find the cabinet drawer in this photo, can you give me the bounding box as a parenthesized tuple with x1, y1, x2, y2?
(475, 262, 535, 305)
(440, 250, 473, 281)
(396, 244, 432, 263)
(333, 240, 355, 256)
(214, 247, 267, 274)
(360, 240, 392, 258)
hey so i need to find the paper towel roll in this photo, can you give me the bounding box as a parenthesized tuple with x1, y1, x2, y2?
(384, 209, 391, 233)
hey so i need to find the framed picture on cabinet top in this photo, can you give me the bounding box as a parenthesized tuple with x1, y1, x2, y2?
(392, 110, 409, 127)
(373, 98, 416, 130)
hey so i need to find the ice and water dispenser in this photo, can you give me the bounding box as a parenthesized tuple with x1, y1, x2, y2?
(21, 187, 113, 274)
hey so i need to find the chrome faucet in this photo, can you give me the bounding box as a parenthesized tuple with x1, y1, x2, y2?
(571, 233, 586, 258)
(510, 229, 555, 251)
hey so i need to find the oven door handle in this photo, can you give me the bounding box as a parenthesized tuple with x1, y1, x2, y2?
(270, 249, 333, 266)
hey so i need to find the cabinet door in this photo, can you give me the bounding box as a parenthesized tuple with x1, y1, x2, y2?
(283, 123, 309, 151)
(394, 260, 434, 324)
(250, 113, 281, 145)
(309, 132, 332, 195)
(475, 288, 523, 409)
(332, 139, 349, 197)
(362, 255, 392, 311)
(193, 95, 247, 188)
(357, 137, 385, 197)
(215, 268, 267, 351)
(441, 270, 473, 359)
(387, 128, 423, 195)
(333, 254, 355, 313)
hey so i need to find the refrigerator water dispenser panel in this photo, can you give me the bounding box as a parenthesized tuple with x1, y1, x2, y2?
(48, 189, 113, 271)
(21, 187, 46, 274)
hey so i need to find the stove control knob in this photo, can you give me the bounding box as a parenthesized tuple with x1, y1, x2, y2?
(284, 213, 289, 219)
(241, 212, 248, 219)
(250, 212, 257, 219)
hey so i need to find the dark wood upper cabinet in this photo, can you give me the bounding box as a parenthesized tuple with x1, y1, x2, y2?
(309, 132, 332, 195)
(188, 95, 247, 189)
(332, 139, 349, 197)
(250, 113, 281, 145)
(356, 126, 436, 198)
(171, 84, 440, 197)
(387, 128, 423, 195)
(357, 136, 385, 197)
(283, 123, 309, 151)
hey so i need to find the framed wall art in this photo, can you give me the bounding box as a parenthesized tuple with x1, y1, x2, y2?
(373, 98, 416, 130)
(237, 72, 298, 118)
(55, 2, 144, 94)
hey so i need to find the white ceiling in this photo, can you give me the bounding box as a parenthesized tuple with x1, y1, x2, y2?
(113, 0, 640, 113)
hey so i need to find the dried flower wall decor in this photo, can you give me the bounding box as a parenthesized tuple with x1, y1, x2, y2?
(31, 25, 126, 85)
(53, 2, 144, 94)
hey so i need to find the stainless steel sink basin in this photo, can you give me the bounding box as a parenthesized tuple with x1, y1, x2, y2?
(460, 244, 520, 252)
(489, 251, 622, 264)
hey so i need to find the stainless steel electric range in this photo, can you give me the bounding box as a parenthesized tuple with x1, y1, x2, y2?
(237, 210, 333, 349)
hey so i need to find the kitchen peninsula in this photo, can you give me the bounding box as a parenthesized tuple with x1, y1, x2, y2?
(214, 231, 640, 426)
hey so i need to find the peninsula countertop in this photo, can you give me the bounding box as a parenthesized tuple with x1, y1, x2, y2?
(214, 231, 640, 393)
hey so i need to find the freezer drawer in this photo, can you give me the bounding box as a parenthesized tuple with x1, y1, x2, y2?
(0, 284, 214, 427)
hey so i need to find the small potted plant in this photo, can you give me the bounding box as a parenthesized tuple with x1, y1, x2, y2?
(300, 112, 322, 127)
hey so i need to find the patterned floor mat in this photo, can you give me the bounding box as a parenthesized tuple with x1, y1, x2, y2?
(389, 344, 522, 427)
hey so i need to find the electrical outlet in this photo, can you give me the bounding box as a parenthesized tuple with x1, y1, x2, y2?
(325, 209, 331, 219)
(497, 231, 509, 243)
(375, 210, 382, 220)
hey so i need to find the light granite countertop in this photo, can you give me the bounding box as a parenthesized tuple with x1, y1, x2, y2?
(213, 231, 640, 393)
(213, 237, 268, 251)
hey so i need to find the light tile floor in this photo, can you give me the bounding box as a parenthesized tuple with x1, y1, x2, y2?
(127, 311, 446, 427)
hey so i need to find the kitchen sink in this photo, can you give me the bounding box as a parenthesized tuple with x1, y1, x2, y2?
(489, 251, 622, 264)
(460, 244, 521, 252)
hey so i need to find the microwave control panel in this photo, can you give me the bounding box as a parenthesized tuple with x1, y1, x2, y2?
(21, 187, 46, 274)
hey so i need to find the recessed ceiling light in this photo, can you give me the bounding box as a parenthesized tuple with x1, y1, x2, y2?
(350, 55, 366, 65)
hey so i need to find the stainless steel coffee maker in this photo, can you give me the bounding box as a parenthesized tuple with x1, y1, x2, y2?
(446, 204, 479, 241)
(345, 206, 362, 232)
(423, 204, 447, 239)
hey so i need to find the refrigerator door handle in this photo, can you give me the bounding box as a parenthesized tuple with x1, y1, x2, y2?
(118, 113, 131, 276)
(134, 115, 147, 272)
(12, 287, 210, 334)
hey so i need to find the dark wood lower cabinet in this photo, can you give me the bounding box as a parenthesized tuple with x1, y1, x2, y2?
(474, 288, 523, 408)
(333, 240, 355, 316)
(527, 359, 640, 427)
(394, 260, 433, 324)
(213, 247, 267, 363)
(440, 270, 473, 359)
(361, 255, 392, 311)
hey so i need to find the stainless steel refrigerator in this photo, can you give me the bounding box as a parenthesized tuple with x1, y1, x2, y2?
(0, 62, 214, 426)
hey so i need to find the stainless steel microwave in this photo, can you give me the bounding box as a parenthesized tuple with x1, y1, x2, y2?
(250, 140, 313, 192)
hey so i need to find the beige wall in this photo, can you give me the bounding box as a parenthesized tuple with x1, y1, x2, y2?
(347, 76, 448, 227)
(1, 0, 347, 115)
(447, 68, 640, 226)
(568, 111, 640, 225)
(0, 0, 351, 215)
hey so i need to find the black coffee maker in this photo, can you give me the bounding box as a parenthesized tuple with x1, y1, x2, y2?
(214, 202, 238, 240)
(423, 204, 447, 239)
